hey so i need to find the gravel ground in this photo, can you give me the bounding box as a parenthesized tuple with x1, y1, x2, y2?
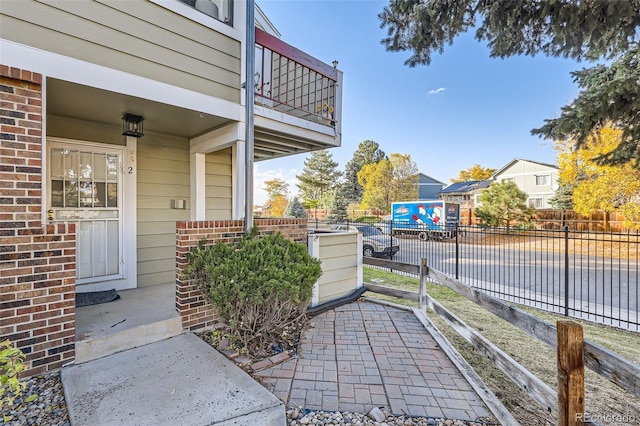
(1, 372, 69, 426)
(286, 407, 496, 425)
(2, 372, 495, 426)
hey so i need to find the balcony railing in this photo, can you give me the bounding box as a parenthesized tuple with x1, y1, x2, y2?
(255, 28, 338, 127)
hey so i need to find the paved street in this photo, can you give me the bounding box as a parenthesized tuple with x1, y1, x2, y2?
(255, 300, 493, 422)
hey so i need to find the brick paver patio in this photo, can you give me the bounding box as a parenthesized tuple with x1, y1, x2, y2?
(255, 300, 493, 421)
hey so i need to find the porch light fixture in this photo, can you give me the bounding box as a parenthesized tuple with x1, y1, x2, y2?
(332, 60, 339, 68)
(122, 113, 144, 138)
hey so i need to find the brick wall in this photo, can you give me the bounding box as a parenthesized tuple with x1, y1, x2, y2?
(175, 218, 308, 330)
(0, 66, 77, 376)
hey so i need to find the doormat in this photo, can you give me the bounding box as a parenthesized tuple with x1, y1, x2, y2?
(76, 289, 121, 308)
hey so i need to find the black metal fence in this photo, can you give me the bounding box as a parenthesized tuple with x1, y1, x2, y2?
(309, 219, 640, 332)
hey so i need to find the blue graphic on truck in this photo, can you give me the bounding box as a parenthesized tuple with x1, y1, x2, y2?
(390, 201, 460, 239)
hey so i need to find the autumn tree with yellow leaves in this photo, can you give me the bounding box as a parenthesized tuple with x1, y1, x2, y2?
(555, 127, 640, 229)
(357, 153, 419, 213)
(451, 164, 496, 183)
(263, 178, 289, 218)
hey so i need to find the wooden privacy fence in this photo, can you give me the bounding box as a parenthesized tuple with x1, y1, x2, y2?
(363, 257, 640, 425)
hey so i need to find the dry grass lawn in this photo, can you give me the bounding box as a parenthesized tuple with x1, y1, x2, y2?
(364, 267, 640, 426)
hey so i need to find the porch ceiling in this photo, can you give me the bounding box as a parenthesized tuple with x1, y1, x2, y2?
(254, 127, 334, 161)
(46, 79, 230, 139)
(47, 79, 337, 161)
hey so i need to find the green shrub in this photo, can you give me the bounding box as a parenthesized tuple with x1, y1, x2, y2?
(1, 340, 36, 414)
(185, 231, 322, 356)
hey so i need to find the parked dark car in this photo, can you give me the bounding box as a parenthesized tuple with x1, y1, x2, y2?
(330, 224, 400, 258)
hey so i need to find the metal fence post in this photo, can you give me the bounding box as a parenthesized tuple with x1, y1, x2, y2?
(419, 258, 428, 310)
(564, 225, 569, 317)
(455, 223, 460, 280)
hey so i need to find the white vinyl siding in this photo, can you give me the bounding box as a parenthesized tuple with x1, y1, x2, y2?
(137, 134, 191, 287)
(494, 160, 559, 209)
(205, 148, 233, 219)
(0, 0, 241, 102)
(312, 233, 360, 304)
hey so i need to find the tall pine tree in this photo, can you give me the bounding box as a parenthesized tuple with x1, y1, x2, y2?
(343, 140, 386, 203)
(284, 196, 307, 218)
(296, 150, 341, 209)
(327, 183, 349, 222)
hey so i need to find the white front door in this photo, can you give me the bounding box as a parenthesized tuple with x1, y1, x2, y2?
(48, 140, 128, 292)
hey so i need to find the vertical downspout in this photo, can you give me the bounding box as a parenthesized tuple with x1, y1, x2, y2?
(244, 0, 255, 234)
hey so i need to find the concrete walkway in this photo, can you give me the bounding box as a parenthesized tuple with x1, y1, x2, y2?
(62, 333, 285, 425)
(255, 300, 495, 422)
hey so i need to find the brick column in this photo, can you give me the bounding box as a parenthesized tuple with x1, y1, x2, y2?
(175, 218, 308, 331)
(0, 66, 76, 375)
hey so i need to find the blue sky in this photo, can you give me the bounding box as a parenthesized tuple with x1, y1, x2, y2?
(253, 0, 584, 204)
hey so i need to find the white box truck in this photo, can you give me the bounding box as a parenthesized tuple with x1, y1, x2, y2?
(389, 200, 460, 240)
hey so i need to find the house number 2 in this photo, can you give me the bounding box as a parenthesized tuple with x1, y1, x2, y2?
(128, 166, 133, 174)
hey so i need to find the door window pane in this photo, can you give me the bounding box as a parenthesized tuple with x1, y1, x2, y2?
(51, 180, 64, 207)
(94, 153, 106, 181)
(64, 150, 79, 179)
(79, 182, 94, 207)
(107, 154, 118, 181)
(50, 149, 65, 178)
(94, 182, 106, 207)
(79, 152, 93, 179)
(107, 183, 118, 207)
(64, 181, 78, 207)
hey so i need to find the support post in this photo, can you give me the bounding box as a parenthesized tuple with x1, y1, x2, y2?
(557, 321, 584, 426)
(244, 0, 255, 234)
(564, 226, 569, 316)
(419, 258, 428, 310)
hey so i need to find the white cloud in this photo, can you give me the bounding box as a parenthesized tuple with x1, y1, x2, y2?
(253, 165, 299, 206)
(428, 87, 446, 95)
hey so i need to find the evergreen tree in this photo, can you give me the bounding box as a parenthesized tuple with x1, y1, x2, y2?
(379, 0, 640, 165)
(549, 183, 574, 211)
(343, 140, 386, 203)
(475, 181, 533, 229)
(284, 196, 307, 218)
(296, 150, 341, 208)
(327, 183, 349, 222)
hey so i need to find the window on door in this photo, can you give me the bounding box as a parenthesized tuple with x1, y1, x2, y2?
(50, 149, 119, 209)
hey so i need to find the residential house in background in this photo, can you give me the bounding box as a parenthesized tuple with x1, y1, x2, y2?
(1, 0, 342, 374)
(438, 180, 491, 209)
(416, 173, 446, 199)
(492, 159, 559, 209)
